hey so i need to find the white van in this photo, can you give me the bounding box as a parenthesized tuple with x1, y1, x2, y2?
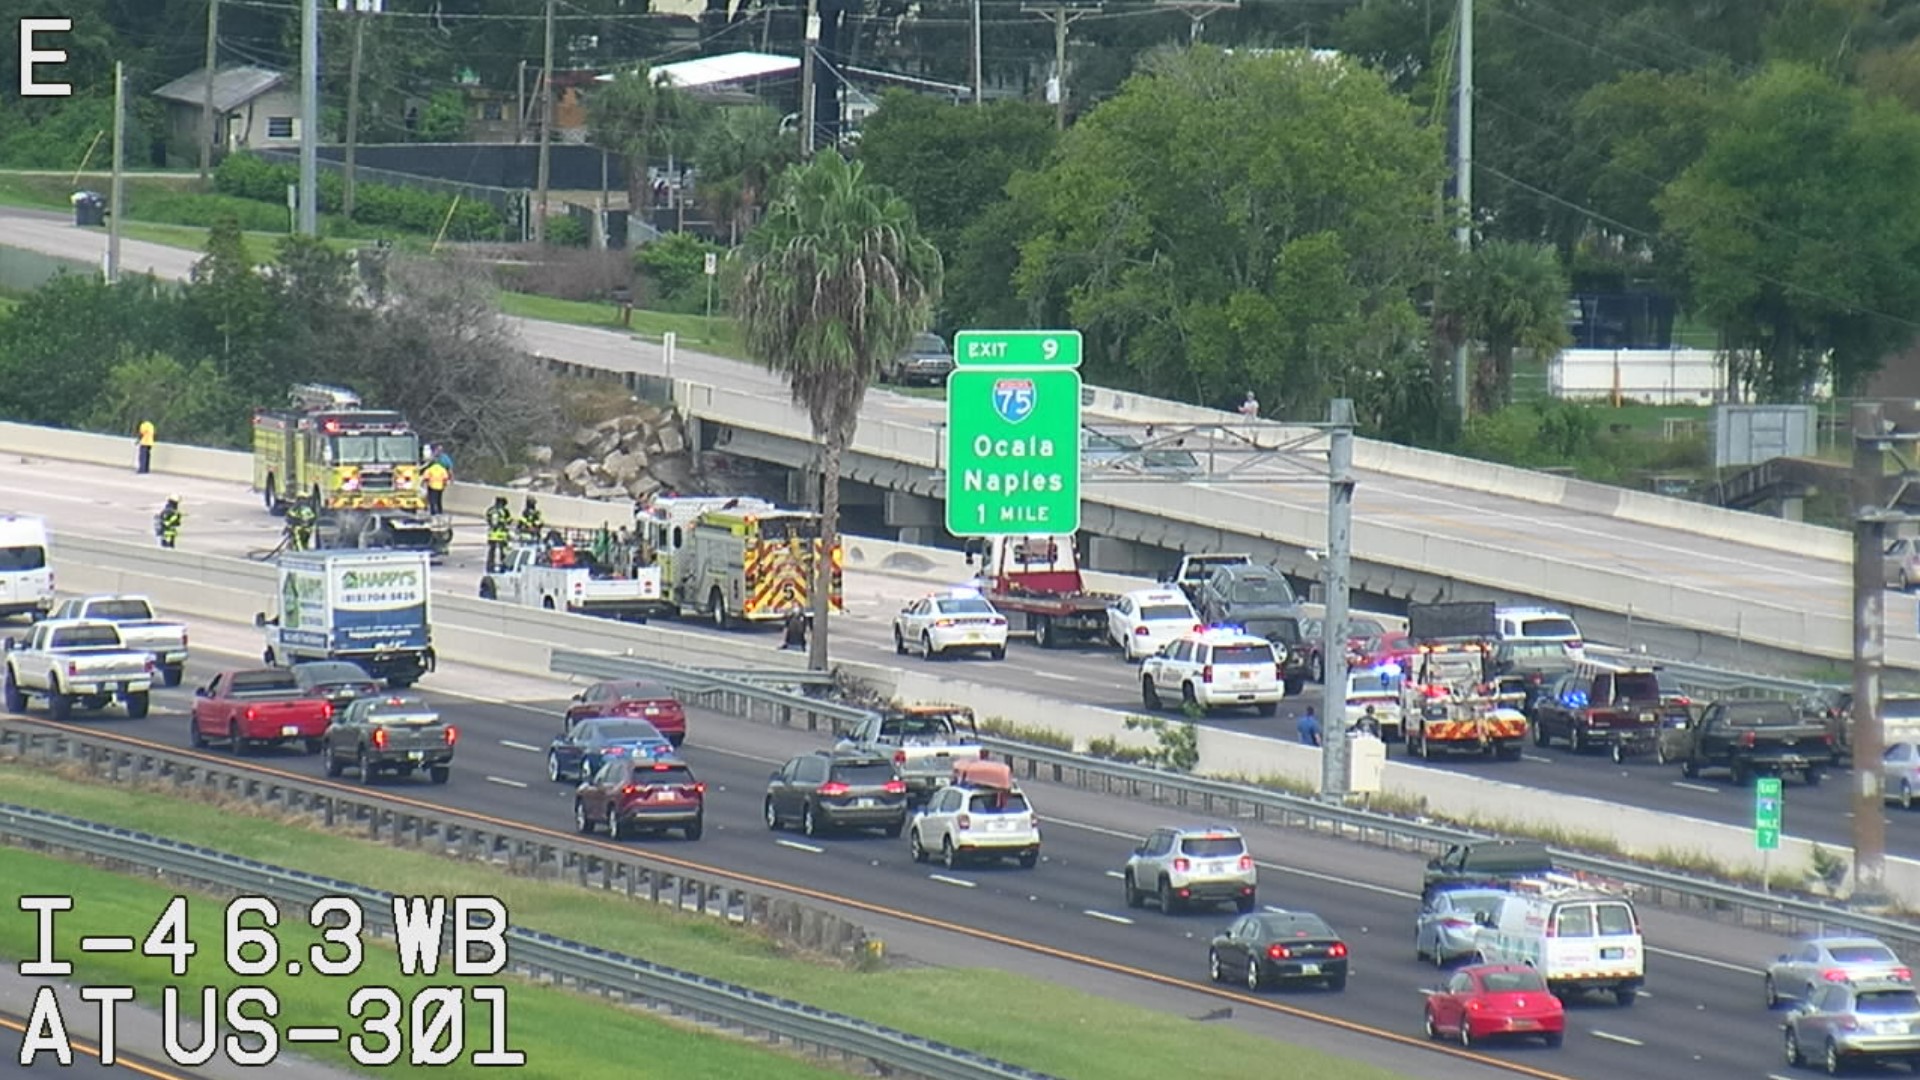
(1473, 879, 1643, 1005)
(0, 515, 54, 621)
(1495, 606, 1585, 661)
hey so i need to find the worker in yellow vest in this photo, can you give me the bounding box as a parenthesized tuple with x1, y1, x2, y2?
(135, 419, 155, 474)
(422, 458, 450, 515)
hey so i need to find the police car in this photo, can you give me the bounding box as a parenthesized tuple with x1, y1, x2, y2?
(1107, 588, 1202, 662)
(1139, 626, 1285, 715)
(893, 588, 1009, 661)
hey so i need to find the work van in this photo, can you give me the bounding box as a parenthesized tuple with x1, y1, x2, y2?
(0, 515, 54, 622)
(1473, 879, 1644, 1005)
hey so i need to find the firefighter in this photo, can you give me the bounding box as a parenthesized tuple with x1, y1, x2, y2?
(484, 496, 513, 572)
(155, 496, 183, 549)
(285, 496, 319, 552)
(781, 608, 810, 651)
(516, 496, 544, 542)
(421, 456, 450, 516)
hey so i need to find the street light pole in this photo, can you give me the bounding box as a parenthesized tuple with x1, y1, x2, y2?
(108, 62, 125, 284)
(298, 0, 319, 235)
(1451, 0, 1473, 420)
(1320, 398, 1355, 800)
(1852, 402, 1890, 903)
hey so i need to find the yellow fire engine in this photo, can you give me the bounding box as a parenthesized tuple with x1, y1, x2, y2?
(639, 495, 844, 626)
(252, 384, 426, 515)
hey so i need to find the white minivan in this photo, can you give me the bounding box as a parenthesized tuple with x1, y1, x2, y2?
(1474, 881, 1644, 1005)
(1495, 606, 1585, 661)
(0, 515, 54, 622)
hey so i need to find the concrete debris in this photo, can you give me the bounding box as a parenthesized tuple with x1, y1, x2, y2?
(518, 405, 694, 502)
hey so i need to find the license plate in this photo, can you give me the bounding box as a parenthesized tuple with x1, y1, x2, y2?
(407, 751, 423, 762)
(103, 683, 120, 694)
(1207, 860, 1233, 874)
(1300, 963, 1320, 975)
(280, 725, 299, 737)
(1237, 671, 1251, 680)
(1511, 1018, 1538, 1030)
(652, 790, 675, 801)
(1600, 947, 1625, 960)
(857, 798, 875, 808)
(1879, 1022, 1909, 1035)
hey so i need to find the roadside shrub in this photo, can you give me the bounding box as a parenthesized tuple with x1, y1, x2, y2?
(633, 232, 723, 302)
(213, 153, 504, 240)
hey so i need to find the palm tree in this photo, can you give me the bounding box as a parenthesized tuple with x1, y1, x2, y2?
(693, 107, 798, 245)
(736, 154, 943, 671)
(1438, 240, 1572, 414)
(586, 66, 699, 230)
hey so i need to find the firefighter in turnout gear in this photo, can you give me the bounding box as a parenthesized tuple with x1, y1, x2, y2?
(485, 496, 513, 572)
(155, 496, 183, 549)
(516, 496, 544, 542)
(285, 496, 318, 552)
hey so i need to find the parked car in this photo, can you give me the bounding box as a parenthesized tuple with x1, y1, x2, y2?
(288, 660, 381, 708)
(574, 756, 705, 840)
(1493, 606, 1585, 662)
(1422, 963, 1565, 1048)
(765, 751, 909, 837)
(1885, 742, 1920, 809)
(563, 679, 687, 746)
(1121, 825, 1257, 915)
(1139, 627, 1284, 716)
(319, 694, 457, 784)
(879, 332, 955, 386)
(1783, 980, 1920, 1073)
(547, 716, 674, 783)
(1765, 936, 1912, 1008)
(1106, 589, 1201, 662)
(1206, 910, 1348, 992)
(1415, 887, 1507, 967)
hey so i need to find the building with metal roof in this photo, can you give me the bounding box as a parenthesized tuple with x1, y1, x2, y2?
(151, 65, 302, 162)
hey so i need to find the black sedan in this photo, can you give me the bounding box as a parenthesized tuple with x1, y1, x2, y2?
(289, 661, 381, 707)
(1207, 910, 1349, 992)
(765, 751, 909, 837)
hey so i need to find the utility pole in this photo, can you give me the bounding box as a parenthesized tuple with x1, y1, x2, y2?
(1320, 398, 1355, 801)
(800, 0, 820, 155)
(1451, 0, 1473, 420)
(1852, 401, 1898, 905)
(533, 0, 555, 243)
(298, 0, 319, 235)
(1157, 0, 1238, 45)
(342, 1, 370, 220)
(198, 0, 220, 184)
(108, 62, 125, 284)
(1025, 3, 1100, 130)
(970, 0, 982, 106)
(515, 61, 526, 142)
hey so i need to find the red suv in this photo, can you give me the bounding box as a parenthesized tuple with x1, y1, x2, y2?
(574, 757, 704, 840)
(565, 679, 687, 746)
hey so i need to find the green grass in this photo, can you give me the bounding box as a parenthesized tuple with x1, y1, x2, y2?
(0, 170, 202, 211)
(0, 761, 1413, 1080)
(496, 291, 745, 358)
(0, 294, 19, 317)
(0, 846, 851, 1080)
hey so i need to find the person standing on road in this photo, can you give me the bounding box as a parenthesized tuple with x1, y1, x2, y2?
(285, 496, 318, 552)
(136, 419, 156, 474)
(421, 457, 450, 516)
(1296, 706, 1321, 747)
(155, 496, 182, 549)
(517, 496, 544, 542)
(485, 496, 513, 572)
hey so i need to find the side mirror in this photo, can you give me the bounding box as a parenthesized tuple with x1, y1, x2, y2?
(771, 770, 783, 781)
(1132, 846, 1147, 857)
(1, 638, 14, 652)
(253, 611, 267, 628)
(194, 686, 209, 698)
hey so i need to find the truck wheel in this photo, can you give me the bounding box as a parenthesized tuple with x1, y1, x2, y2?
(1256, 700, 1278, 718)
(709, 590, 729, 629)
(263, 648, 278, 666)
(324, 748, 342, 777)
(479, 579, 497, 600)
(1610, 741, 1626, 765)
(989, 646, 1006, 661)
(1730, 761, 1751, 786)
(230, 723, 250, 755)
(358, 750, 376, 783)
(428, 766, 450, 785)
(189, 717, 208, 749)
(2, 670, 24, 714)
(1682, 758, 1700, 778)
(160, 665, 183, 689)
(1568, 728, 1585, 754)
(542, 597, 556, 611)
(1533, 721, 1549, 747)
(1033, 616, 1054, 649)
(263, 475, 281, 514)
(1655, 741, 1670, 765)
(1141, 677, 1162, 711)
(1416, 733, 1434, 760)
(48, 687, 71, 722)
(124, 691, 150, 720)
(894, 627, 908, 655)
(574, 800, 594, 834)
(683, 815, 703, 841)
(1181, 683, 1199, 710)
(1310, 653, 1324, 684)
(1283, 675, 1304, 697)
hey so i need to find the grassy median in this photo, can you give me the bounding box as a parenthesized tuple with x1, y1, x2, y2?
(0, 761, 1413, 1080)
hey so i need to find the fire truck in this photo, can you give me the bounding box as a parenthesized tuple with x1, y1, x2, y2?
(1399, 601, 1528, 760)
(637, 495, 843, 627)
(252, 385, 450, 555)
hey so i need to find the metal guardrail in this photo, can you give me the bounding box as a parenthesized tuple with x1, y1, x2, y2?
(0, 802, 1056, 1080)
(1588, 645, 1831, 700)
(551, 650, 872, 733)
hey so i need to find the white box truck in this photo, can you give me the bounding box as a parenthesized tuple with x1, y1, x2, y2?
(258, 550, 434, 688)
(0, 514, 54, 622)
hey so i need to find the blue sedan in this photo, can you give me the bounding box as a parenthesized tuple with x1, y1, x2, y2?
(546, 717, 674, 783)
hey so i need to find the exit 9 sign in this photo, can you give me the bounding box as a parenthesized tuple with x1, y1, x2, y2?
(954, 330, 1082, 369)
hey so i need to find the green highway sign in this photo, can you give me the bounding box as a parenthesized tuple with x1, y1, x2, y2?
(1755, 776, 1783, 851)
(944, 367, 1082, 536)
(953, 330, 1083, 369)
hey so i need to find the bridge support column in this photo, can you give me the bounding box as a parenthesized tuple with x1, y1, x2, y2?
(1085, 536, 1168, 575)
(884, 492, 944, 547)
(1779, 495, 1804, 522)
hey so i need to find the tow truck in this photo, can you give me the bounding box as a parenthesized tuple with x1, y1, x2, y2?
(966, 535, 1115, 649)
(1399, 601, 1528, 760)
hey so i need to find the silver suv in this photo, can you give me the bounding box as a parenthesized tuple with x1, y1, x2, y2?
(1122, 826, 1257, 914)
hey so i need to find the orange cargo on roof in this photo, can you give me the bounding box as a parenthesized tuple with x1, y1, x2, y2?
(952, 759, 1013, 790)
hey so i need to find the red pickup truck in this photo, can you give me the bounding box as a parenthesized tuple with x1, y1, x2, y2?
(190, 668, 336, 755)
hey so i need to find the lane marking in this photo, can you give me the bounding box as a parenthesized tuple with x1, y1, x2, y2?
(776, 839, 824, 854)
(1104, 870, 1125, 879)
(928, 874, 977, 888)
(1521, 754, 1553, 763)
(1264, 905, 1292, 914)
(500, 739, 544, 753)
(485, 776, 529, 789)
(1083, 910, 1135, 926)
(1590, 1031, 1644, 1047)
(1031, 671, 1080, 683)
(1671, 782, 1720, 795)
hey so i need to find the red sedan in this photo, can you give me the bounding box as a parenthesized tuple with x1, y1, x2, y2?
(565, 679, 687, 745)
(1423, 964, 1565, 1048)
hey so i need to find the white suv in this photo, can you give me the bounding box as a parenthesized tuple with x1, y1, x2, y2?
(1123, 826, 1257, 914)
(1495, 606, 1585, 661)
(908, 777, 1040, 869)
(1140, 628, 1283, 715)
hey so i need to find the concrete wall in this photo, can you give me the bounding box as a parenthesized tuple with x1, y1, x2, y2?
(1551, 348, 1723, 405)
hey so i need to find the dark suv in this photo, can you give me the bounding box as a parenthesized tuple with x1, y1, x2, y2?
(764, 752, 909, 837)
(1195, 564, 1309, 692)
(575, 757, 705, 840)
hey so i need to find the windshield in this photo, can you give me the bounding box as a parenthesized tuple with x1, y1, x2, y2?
(0, 545, 47, 572)
(1241, 618, 1299, 644)
(1228, 576, 1295, 605)
(1211, 644, 1275, 666)
(83, 599, 151, 620)
(1257, 914, 1333, 938)
(1481, 970, 1549, 993)
(909, 332, 948, 355)
(756, 516, 821, 542)
(1518, 617, 1579, 639)
(331, 434, 420, 465)
(228, 672, 299, 695)
(1831, 944, 1899, 964)
(967, 792, 1030, 814)
(1179, 836, 1245, 858)
(594, 721, 663, 742)
(1141, 604, 1195, 622)
(297, 663, 373, 684)
(936, 598, 996, 615)
(1857, 990, 1920, 1014)
(55, 626, 122, 649)
(830, 763, 896, 787)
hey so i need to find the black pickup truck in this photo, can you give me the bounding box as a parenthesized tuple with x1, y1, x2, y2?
(1666, 700, 1833, 786)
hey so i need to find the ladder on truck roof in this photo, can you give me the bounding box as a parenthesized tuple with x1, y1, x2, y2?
(287, 383, 364, 411)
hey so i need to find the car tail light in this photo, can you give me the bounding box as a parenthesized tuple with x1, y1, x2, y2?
(320, 703, 333, 719)
(1172, 857, 1191, 873)
(1192, 623, 1203, 634)
(1896, 967, 1913, 982)
(1568, 640, 1582, 651)
(818, 781, 850, 797)
(371, 727, 388, 749)
(1543, 923, 1555, 939)
(990, 616, 1006, 626)
(1238, 855, 1253, 872)
(957, 813, 972, 830)
(1329, 942, 1348, 958)
(893, 750, 907, 766)
(65, 661, 78, 676)
(1201, 665, 1214, 683)
(1441, 916, 1473, 929)
(622, 784, 639, 796)
(935, 618, 954, 628)
(182, 631, 188, 649)
(883, 780, 906, 795)
(1821, 733, 1833, 746)
(1267, 944, 1291, 960)
(1465, 998, 1484, 1012)
(1275, 663, 1285, 681)
(690, 783, 706, 795)
(1822, 968, 1849, 982)
(979, 746, 992, 759)
(1740, 730, 1757, 748)
(143, 658, 155, 673)
(1134, 626, 1150, 636)
(244, 707, 257, 722)
(444, 726, 458, 746)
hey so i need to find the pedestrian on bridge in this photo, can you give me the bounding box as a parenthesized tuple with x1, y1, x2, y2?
(422, 457, 450, 516)
(135, 419, 155, 474)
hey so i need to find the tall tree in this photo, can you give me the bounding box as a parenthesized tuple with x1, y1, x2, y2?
(1436, 240, 1571, 414)
(1657, 62, 1920, 399)
(587, 67, 698, 226)
(692, 106, 797, 245)
(736, 154, 941, 671)
(184, 219, 279, 393)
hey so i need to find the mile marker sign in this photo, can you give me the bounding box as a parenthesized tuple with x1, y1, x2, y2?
(945, 330, 1084, 538)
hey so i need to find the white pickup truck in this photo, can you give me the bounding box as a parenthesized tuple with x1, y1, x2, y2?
(3, 618, 156, 720)
(50, 594, 189, 687)
(835, 705, 986, 803)
(478, 544, 667, 621)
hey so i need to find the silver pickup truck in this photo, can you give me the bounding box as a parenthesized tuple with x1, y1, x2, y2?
(51, 594, 189, 687)
(3, 618, 156, 720)
(834, 705, 984, 802)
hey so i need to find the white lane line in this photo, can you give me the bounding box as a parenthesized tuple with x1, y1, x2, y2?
(776, 839, 824, 854)
(1263, 905, 1291, 914)
(1031, 671, 1080, 683)
(1104, 870, 1125, 879)
(1671, 782, 1720, 794)
(1521, 753, 1553, 763)
(928, 874, 977, 889)
(500, 740, 544, 753)
(1591, 1031, 1644, 1047)
(485, 776, 529, 789)
(1083, 910, 1135, 926)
